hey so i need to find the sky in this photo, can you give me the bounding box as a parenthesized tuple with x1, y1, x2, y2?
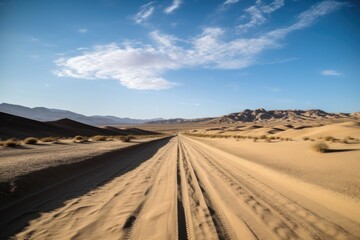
(0, 0, 359, 119)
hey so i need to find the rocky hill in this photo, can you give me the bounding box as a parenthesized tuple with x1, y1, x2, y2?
(208, 109, 358, 124)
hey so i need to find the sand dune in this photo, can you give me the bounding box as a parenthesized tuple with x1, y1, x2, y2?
(1, 135, 359, 239)
(0, 112, 159, 138)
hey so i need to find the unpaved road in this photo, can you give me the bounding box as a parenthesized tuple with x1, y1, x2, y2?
(0, 135, 359, 239)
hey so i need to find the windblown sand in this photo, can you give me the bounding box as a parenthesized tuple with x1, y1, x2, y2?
(0, 122, 359, 239)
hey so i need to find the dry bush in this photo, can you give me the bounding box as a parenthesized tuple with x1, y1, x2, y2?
(1, 139, 20, 147)
(40, 137, 59, 143)
(74, 135, 88, 143)
(324, 136, 334, 142)
(312, 142, 329, 153)
(91, 135, 107, 141)
(260, 135, 267, 140)
(303, 137, 310, 141)
(120, 135, 135, 142)
(253, 137, 258, 142)
(24, 137, 38, 145)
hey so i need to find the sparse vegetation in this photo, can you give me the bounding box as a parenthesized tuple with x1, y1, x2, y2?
(74, 135, 88, 143)
(40, 137, 59, 143)
(325, 136, 336, 142)
(24, 137, 38, 145)
(91, 135, 107, 141)
(121, 135, 135, 142)
(303, 137, 310, 141)
(312, 142, 329, 153)
(0, 139, 20, 147)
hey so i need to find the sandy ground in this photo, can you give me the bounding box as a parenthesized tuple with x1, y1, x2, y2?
(194, 137, 360, 199)
(0, 138, 159, 182)
(0, 134, 359, 239)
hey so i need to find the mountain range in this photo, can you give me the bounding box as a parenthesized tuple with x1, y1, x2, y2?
(208, 108, 359, 124)
(1, 103, 359, 126)
(0, 103, 162, 126)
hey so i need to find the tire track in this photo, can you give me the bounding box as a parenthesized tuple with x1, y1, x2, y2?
(176, 144, 189, 240)
(127, 137, 178, 240)
(178, 141, 222, 239)
(183, 135, 359, 240)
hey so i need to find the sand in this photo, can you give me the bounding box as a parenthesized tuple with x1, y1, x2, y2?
(0, 134, 359, 239)
(0, 138, 160, 182)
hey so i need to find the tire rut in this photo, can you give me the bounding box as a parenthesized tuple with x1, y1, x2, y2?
(178, 141, 235, 240)
(186, 136, 358, 240)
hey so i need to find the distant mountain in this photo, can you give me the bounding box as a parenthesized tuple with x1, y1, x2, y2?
(0, 103, 159, 126)
(146, 117, 214, 124)
(0, 112, 159, 138)
(208, 108, 358, 124)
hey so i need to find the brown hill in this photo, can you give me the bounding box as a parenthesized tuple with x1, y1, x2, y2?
(0, 112, 158, 139)
(208, 109, 358, 124)
(103, 126, 158, 135)
(46, 118, 116, 136)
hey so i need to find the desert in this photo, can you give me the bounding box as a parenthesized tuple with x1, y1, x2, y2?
(1, 1, 360, 239)
(1, 107, 360, 239)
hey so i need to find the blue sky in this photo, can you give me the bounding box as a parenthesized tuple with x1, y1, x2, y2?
(0, 0, 359, 118)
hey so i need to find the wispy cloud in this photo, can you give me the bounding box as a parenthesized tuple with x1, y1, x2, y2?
(236, 0, 284, 33)
(164, 0, 182, 14)
(267, 0, 346, 38)
(78, 28, 88, 33)
(321, 69, 343, 76)
(223, 0, 240, 5)
(134, 2, 155, 24)
(55, 1, 345, 90)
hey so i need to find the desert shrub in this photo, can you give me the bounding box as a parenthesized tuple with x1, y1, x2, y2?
(266, 138, 272, 143)
(325, 136, 335, 142)
(253, 137, 258, 142)
(312, 142, 329, 153)
(91, 135, 107, 141)
(121, 135, 135, 142)
(40, 137, 59, 143)
(1, 139, 20, 147)
(24, 137, 38, 145)
(260, 135, 267, 140)
(303, 137, 310, 141)
(74, 135, 88, 143)
(106, 136, 114, 141)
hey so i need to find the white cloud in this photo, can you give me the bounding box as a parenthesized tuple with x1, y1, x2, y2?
(164, 0, 182, 14)
(54, 43, 178, 90)
(260, 0, 284, 13)
(134, 2, 155, 24)
(236, 0, 284, 33)
(55, 1, 345, 90)
(321, 69, 342, 76)
(267, 0, 345, 38)
(78, 28, 88, 33)
(223, 0, 240, 5)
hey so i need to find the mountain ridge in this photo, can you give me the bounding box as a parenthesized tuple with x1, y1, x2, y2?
(0, 103, 161, 126)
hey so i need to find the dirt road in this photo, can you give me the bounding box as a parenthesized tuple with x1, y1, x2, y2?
(0, 135, 359, 239)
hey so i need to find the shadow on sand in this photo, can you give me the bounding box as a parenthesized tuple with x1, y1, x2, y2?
(325, 148, 360, 153)
(0, 137, 172, 239)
